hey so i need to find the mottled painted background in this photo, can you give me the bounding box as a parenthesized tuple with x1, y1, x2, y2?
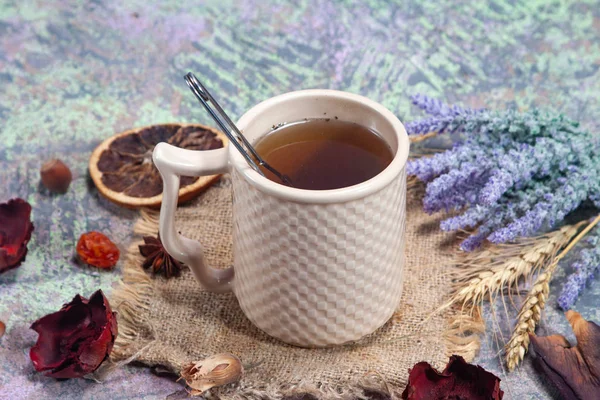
(0, 0, 599, 399)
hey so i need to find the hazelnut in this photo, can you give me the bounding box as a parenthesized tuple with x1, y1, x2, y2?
(180, 353, 244, 396)
(40, 159, 72, 193)
(0, 320, 5, 338)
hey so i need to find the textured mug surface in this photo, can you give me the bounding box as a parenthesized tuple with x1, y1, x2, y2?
(154, 89, 409, 347)
(232, 169, 406, 346)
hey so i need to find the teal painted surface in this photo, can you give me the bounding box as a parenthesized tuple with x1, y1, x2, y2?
(0, 0, 599, 398)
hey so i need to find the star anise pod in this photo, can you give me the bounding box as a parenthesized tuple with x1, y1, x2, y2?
(138, 235, 183, 278)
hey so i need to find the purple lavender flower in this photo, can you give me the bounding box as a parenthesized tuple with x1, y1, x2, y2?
(488, 169, 592, 243)
(558, 273, 589, 310)
(406, 146, 464, 182)
(460, 230, 490, 252)
(405, 115, 457, 135)
(410, 94, 451, 116)
(423, 162, 491, 213)
(558, 229, 600, 310)
(440, 205, 489, 232)
(406, 94, 486, 136)
(479, 138, 575, 205)
(479, 170, 514, 206)
(459, 212, 510, 252)
(410, 94, 473, 117)
(452, 199, 526, 250)
(407, 94, 600, 251)
(406, 140, 490, 182)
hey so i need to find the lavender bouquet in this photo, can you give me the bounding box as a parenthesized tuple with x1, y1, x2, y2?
(407, 95, 600, 369)
(407, 94, 600, 251)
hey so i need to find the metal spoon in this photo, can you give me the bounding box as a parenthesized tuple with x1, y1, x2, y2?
(184, 72, 292, 186)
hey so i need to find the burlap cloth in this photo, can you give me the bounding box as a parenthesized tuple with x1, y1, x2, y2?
(111, 176, 480, 399)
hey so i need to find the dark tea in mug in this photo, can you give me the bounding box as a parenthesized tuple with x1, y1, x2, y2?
(254, 119, 394, 190)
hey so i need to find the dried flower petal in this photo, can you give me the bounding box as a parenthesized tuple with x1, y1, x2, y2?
(530, 311, 600, 400)
(30, 289, 118, 379)
(401, 355, 503, 400)
(0, 198, 34, 273)
(180, 353, 243, 396)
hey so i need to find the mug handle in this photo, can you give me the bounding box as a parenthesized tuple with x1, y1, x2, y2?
(152, 142, 234, 293)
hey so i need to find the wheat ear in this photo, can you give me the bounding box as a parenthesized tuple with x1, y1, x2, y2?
(505, 214, 600, 371)
(440, 223, 582, 315)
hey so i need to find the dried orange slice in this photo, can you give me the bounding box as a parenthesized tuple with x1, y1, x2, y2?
(89, 123, 227, 208)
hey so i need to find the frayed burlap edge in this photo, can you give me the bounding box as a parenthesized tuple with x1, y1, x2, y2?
(110, 205, 483, 400)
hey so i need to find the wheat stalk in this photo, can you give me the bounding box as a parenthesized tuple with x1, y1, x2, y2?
(438, 223, 581, 370)
(505, 214, 600, 370)
(440, 223, 583, 315)
(409, 131, 438, 143)
(407, 175, 423, 191)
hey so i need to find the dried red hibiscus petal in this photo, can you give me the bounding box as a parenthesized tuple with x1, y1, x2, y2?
(402, 355, 504, 400)
(30, 289, 118, 379)
(530, 311, 600, 400)
(0, 198, 34, 273)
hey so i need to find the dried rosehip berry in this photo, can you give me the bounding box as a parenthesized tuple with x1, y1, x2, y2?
(76, 231, 120, 268)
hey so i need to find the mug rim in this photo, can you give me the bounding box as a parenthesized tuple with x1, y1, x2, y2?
(233, 89, 409, 204)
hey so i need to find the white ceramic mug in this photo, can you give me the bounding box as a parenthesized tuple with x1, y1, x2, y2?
(153, 90, 409, 347)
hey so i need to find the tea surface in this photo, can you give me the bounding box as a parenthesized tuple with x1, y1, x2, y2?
(254, 119, 394, 190)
